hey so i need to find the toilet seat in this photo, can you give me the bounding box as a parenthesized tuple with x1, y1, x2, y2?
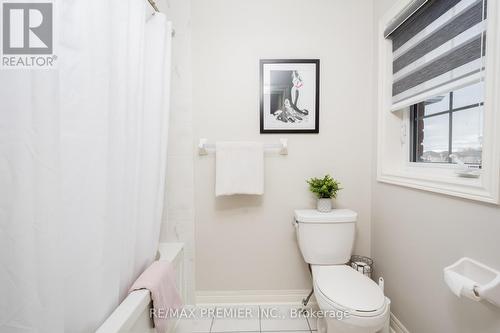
(312, 265, 387, 318)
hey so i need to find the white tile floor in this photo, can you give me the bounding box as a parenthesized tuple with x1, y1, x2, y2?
(176, 304, 318, 333)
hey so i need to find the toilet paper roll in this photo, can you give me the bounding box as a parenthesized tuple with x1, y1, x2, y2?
(444, 270, 481, 301)
(462, 283, 481, 301)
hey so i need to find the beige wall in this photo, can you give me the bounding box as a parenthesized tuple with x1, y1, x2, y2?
(372, 1, 500, 332)
(192, 0, 374, 292)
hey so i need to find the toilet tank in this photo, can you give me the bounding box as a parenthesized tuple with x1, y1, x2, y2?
(294, 209, 357, 265)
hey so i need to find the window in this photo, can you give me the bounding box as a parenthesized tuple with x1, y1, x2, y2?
(410, 82, 484, 167)
(376, 0, 500, 203)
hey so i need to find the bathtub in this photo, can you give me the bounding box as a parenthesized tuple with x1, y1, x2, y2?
(96, 242, 185, 333)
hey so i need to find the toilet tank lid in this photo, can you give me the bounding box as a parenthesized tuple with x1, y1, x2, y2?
(294, 209, 357, 223)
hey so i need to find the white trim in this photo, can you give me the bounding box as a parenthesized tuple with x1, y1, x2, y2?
(377, 0, 500, 204)
(196, 290, 315, 305)
(390, 313, 411, 333)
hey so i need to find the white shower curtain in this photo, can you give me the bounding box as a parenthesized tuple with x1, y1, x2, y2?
(0, 0, 172, 332)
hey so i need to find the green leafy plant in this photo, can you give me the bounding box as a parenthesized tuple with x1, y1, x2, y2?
(307, 174, 342, 199)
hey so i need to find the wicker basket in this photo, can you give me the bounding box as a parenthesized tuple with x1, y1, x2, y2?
(349, 255, 373, 278)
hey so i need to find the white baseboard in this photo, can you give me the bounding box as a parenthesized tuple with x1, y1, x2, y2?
(390, 313, 410, 333)
(196, 289, 315, 305)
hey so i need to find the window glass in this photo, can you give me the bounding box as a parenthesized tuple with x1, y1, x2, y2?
(423, 94, 449, 116)
(452, 107, 483, 165)
(415, 113, 450, 163)
(411, 82, 483, 166)
(453, 81, 484, 109)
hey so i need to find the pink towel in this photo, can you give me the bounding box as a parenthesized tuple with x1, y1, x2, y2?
(129, 261, 183, 333)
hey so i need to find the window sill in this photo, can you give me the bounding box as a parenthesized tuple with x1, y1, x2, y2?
(377, 165, 498, 204)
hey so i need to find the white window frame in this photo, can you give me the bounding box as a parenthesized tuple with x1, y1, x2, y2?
(377, 0, 500, 204)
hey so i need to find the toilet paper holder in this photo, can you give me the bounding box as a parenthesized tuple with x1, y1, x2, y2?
(444, 257, 500, 307)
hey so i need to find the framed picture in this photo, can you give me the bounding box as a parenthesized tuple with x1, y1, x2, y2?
(260, 59, 320, 133)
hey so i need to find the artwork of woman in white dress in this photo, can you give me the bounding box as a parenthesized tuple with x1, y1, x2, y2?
(261, 59, 319, 133)
(271, 70, 310, 123)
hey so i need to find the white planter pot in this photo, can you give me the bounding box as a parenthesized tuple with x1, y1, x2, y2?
(317, 198, 332, 212)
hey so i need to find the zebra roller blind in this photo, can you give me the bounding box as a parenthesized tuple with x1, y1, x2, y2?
(385, 0, 487, 111)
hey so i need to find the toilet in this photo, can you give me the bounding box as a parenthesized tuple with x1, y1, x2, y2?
(294, 209, 390, 333)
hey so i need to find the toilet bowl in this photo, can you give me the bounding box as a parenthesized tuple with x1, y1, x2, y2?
(294, 209, 390, 333)
(312, 265, 390, 333)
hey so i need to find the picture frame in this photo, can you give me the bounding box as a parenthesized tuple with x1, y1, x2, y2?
(260, 59, 320, 134)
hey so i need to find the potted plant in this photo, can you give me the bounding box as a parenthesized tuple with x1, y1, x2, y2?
(307, 174, 342, 212)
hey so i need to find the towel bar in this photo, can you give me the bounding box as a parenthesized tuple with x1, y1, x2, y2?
(198, 138, 288, 155)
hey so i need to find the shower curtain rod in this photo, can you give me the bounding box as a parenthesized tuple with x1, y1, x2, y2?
(147, 0, 160, 12)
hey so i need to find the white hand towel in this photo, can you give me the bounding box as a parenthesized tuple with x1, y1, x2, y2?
(215, 142, 264, 196)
